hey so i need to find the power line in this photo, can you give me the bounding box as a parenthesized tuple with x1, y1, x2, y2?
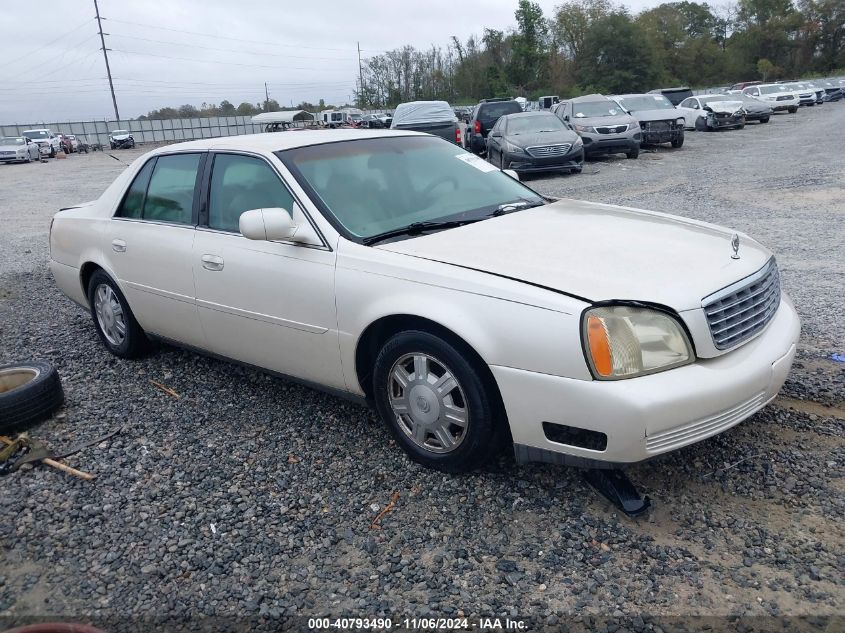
(107, 33, 357, 62)
(109, 48, 357, 71)
(0, 18, 95, 71)
(103, 17, 389, 53)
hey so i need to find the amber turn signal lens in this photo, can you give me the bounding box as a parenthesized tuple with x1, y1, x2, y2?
(587, 315, 613, 377)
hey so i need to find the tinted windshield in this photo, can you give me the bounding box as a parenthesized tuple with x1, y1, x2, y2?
(616, 95, 674, 111)
(23, 130, 48, 139)
(479, 102, 521, 121)
(280, 136, 544, 240)
(1, 137, 25, 145)
(571, 101, 621, 117)
(507, 115, 566, 134)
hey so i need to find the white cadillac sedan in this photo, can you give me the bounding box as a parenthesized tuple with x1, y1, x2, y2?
(49, 130, 800, 474)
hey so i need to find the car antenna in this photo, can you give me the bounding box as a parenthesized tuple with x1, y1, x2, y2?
(107, 153, 130, 166)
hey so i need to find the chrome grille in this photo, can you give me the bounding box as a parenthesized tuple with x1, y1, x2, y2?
(702, 258, 781, 350)
(596, 125, 628, 134)
(525, 143, 572, 157)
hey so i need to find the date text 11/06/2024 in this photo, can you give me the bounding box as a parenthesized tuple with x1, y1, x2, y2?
(307, 617, 528, 630)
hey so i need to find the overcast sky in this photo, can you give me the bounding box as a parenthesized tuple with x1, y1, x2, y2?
(1, 0, 667, 123)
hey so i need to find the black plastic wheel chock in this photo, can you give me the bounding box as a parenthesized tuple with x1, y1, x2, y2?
(583, 468, 651, 517)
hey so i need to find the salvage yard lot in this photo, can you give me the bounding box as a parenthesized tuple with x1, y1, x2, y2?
(1, 105, 843, 625)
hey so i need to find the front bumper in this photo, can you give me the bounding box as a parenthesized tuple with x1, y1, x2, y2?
(744, 110, 772, 121)
(503, 147, 584, 173)
(582, 134, 641, 156)
(496, 295, 800, 467)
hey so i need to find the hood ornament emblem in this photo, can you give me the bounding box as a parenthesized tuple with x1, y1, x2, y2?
(731, 233, 741, 260)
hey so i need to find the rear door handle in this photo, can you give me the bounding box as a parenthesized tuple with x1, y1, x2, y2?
(111, 239, 126, 253)
(201, 254, 224, 271)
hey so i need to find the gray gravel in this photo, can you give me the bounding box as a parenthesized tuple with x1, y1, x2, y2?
(0, 107, 843, 629)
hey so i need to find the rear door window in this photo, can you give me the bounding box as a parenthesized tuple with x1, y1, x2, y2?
(117, 159, 155, 219)
(142, 153, 203, 224)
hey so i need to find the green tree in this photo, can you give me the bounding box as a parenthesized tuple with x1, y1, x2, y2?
(756, 56, 776, 78)
(578, 12, 662, 92)
(508, 0, 549, 88)
(218, 100, 236, 115)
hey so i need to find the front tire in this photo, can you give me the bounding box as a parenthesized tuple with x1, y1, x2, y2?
(760, 116, 770, 123)
(671, 133, 684, 148)
(626, 147, 639, 159)
(87, 270, 148, 358)
(788, 106, 798, 113)
(372, 331, 504, 473)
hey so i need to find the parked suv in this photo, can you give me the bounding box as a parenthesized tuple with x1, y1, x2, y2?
(555, 94, 641, 159)
(466, 99, 523, 155)
(742, 84, 799, 113)
(612, 93, 685, 148)
(390, 101, 461, 145)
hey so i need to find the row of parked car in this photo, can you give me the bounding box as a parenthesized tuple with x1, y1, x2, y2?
(385, 78, 843, 176)
(0, 128, 139, 164)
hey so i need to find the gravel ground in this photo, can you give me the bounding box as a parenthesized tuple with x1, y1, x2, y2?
(0, 106, 843, 631)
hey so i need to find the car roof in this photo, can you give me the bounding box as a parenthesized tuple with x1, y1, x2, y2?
(148, 129, 423, 155)
(568, 94, 609, 103)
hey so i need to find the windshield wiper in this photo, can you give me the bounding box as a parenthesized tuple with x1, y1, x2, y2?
(363, 219, 483, 245)
(491, 199, 545, 216)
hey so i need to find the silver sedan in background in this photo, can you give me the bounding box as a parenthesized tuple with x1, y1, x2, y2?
(0, 136, 40, 163)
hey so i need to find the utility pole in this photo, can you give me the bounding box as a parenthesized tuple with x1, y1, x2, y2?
(357, 42, 364, 108)
(264, 82, 270, 109)
(94, 0, 119, 120)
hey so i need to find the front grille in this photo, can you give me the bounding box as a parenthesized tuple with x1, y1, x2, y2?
(596, 125, 628, 134)
(702, 258, 781, 350)
(0, 151, 15, 156)
(525, 143, 572, 157)
(776, 95, 790, 101)
(644, 120, 671, 131)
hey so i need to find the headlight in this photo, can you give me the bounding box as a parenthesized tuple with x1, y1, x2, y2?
(676, 117, 685, 126)
(505, 141, 525, 154)
(629, 120, 640, 129)
(573, 135, 583, 147)
(573, 124, 596, 133)
(582, 305, 693, 380)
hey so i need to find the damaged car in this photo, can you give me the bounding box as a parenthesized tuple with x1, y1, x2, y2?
(554, 94, 641, 159)
(611, 93, 685, 148)
(705, 94, 772, 124)
(677, 96, 746, 131)
(109, 129, 135, 149)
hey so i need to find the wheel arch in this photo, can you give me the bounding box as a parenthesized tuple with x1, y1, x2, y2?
(354, 314, 505, 412)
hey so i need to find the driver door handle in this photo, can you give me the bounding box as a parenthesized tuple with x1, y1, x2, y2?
(201, 254, 224, 271)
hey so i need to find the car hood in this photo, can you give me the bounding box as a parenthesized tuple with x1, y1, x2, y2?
(704, 101, 744, 114)
(505, 130, 579, 147)
(0, 143, 27, 150)
(377, 199, 771, 311)
(630, 109, 681, 122)
(571, 113, 634, 127)
(111, 133, 131, 139)
(741, 101, 771, 112)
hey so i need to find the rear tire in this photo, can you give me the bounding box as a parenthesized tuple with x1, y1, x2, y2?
(0, 361, 64, 432)
(87, 270, 148, 358)
(372, 331, 506, 473)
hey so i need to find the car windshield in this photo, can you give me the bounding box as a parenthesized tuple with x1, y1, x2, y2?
(759, 86, 786, 94)
(1, 137, 26, 145)
(23, 130, 48, 139)
(617, 95, 674, 111)
(280, 136, 545, 241)
(571, 101, 620, 117)
(507, 115, 566, 134)
(112, 130, 129, 135)
(479, 102, 520, 121)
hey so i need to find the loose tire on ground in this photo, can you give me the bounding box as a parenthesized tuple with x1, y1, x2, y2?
(87, 270, 148, 358)
(372, 330, 506, 473)
(0, 361, 64, 432)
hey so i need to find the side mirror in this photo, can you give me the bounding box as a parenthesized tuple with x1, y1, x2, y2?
(563, 115, 569, 121)
(239, 208, 298, 241)
(503, 169, 520, 181)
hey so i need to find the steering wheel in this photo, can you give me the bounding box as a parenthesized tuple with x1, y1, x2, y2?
(420, 176, 459, 199)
